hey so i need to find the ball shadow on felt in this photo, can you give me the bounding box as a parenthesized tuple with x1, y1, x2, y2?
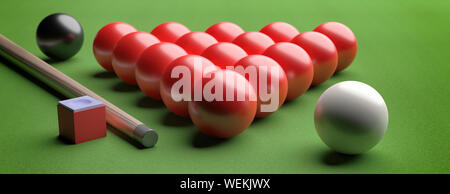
(321, 150, 362, 166)
(92, 71, 116, 79)
(43, 57, 67, 65)
(136, 95, 165, 109)
(112, 81, 140, 92)
(161, 111, 192, 127)
(191, 131, 230, 148)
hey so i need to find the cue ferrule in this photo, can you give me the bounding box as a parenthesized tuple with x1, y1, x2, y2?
(134, 125, 158, 148)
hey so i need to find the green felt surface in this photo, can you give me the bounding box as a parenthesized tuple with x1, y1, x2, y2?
(0, 0, 449, 173)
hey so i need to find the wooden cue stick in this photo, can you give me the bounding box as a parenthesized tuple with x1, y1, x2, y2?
(0, 34, 158, 148)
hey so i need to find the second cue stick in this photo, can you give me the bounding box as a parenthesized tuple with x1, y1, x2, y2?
(0, 34, 158, 148)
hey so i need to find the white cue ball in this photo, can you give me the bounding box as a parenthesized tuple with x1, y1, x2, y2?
(314, 81, 389, 155)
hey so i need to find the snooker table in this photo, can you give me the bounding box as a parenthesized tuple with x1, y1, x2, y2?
(0, 0, 449, 174)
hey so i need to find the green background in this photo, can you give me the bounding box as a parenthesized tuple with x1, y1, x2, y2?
(0, 0, 449, 173)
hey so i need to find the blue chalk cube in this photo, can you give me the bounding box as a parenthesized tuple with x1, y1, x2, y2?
(57, 96, 106, 144)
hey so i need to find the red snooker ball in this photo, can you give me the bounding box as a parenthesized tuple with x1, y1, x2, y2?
(112, 32, 160, 84)
(201, 42, 247, 69)
(175, 31, 218, 55)
(235, 55, 288, 118)
(260, 22, 300, 43)
(314, 22, 357, 72)
(291, 31, 338, 86)
(160, 55, 219, 117)
(263, 42, 313, 100)
(205, 22, 245, 42)
(135, 42, 187, 100)
(188, 69, 257, 138)
(151, 22, 190, 43)
(233, 31, 275, 55)
(93, 22, 137, 72)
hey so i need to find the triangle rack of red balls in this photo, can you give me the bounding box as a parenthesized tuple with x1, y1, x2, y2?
(92, 21, 357, 138)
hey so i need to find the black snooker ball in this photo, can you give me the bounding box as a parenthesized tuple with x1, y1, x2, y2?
(36, 13, 84, 61)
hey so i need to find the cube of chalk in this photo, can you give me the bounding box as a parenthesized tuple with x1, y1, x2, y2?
(57, 96, 106, 144)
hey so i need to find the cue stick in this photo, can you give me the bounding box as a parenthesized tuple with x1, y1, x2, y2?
(0, 34, 158, 148)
